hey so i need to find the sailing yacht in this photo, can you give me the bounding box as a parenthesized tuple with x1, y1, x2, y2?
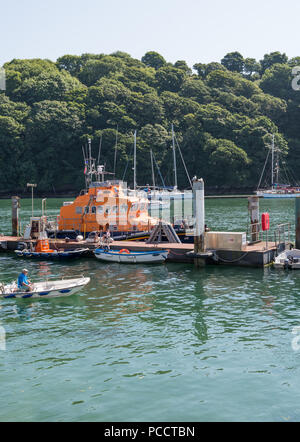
(146, 125, 193, 203)
(256, 135, 300, 198)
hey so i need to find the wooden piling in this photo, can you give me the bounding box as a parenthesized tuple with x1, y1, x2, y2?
(248, 196, 260, 243)
(295, 197, 300, 249)
(11, 196, 20, 237)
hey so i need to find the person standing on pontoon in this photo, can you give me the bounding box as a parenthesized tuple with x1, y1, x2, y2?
(17, 269, 33, 292)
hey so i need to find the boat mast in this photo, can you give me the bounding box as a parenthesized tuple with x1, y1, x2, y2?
(133, 130, 137, 191)
(276, 142, 279, 185)
(113, 125, 118, 176)
(97, 135, 102, 166)
(150, 149, 156, 190)
(172, 124, 178, 189)
(271, 134, 274, 189)
(88, 138, 92, 175)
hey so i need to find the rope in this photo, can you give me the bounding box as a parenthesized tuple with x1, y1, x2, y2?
(174, 134, 192, 188)
(214, 251, 250, 263)
(122, 142, 134, 181)
(152, 152, 166, 188)
(257, 147, 270, 190)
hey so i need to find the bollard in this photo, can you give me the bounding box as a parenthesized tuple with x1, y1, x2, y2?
(11, 196, 20, 237)
(193, 178, 205, 266)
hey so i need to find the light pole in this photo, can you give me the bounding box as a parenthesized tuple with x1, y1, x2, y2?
(27, 183, 37, 217)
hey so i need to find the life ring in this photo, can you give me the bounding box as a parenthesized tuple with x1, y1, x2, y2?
(119, 249, 130, 254)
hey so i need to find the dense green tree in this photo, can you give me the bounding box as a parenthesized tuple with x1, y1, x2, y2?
(243, 57, 261, 78)
(14, 71, 85, 104)
(25, 100, 84, 190)
(0, 116, 29, 190)
(221, 52, 244, 73)
(193, 62, 226, 79)
(156, 66, 187, 92)
(207, 69, 259, 98)
(260, 52, 288, 74)
(174, 60, 192, 75)
(0, 50, 298, 194)
(260, 63, 294, 101)
(78, 56, 124, 86)
(141, 51, 167, 70)
(179, 78, 211, 103)
(207, 138, 250, 185)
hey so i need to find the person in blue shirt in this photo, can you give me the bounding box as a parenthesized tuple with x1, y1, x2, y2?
(17, 269, 33, 291)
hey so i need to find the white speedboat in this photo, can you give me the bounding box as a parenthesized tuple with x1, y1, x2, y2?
(94, 248, 168, 264)
(273, 249, 300, 269)
(0, 276, 90, 299)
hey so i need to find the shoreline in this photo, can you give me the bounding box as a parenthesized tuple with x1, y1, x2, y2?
(0, 189, 257, 200)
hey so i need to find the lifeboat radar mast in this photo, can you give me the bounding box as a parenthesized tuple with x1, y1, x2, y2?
(83, 138, 114, 191)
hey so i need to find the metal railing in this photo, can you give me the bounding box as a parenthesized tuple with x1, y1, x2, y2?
(247, 222, 291, 249)
(274, 223, 291, 248)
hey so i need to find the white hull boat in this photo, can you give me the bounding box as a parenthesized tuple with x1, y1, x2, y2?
(148, 200, 170, 210)
(273, 249, 300, 269)
(0, 276, 90, 299)
(94, 248, 168, 264)
(256, 191, 300, 199)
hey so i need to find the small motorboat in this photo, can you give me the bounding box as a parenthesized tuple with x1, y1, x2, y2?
(15, 248, 89, 259)
(94, 247, 168, 264)
(0, 276, 90, 299)
(273, 249, 300, 269)
(15, 239, 89, 260)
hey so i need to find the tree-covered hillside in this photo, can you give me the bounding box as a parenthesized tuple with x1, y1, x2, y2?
(0, 50, 299, 194)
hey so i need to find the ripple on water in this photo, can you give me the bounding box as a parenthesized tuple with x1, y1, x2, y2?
(1, 198, 300, 421)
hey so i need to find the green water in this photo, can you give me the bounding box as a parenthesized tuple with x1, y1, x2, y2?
(1, 197, 300, 422)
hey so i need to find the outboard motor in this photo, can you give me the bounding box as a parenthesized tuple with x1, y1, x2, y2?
(17, 242, 27, 251)
(284, 258, 289, 270)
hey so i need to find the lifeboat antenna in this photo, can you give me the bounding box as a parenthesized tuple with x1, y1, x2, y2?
(172, 124, 178, 190)
(133, 130, 137, 191)
(113, 125, 118, 176)
(97, 135, 102, 166)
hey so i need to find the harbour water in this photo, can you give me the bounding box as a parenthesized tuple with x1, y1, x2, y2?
(1, 197, 300, 422)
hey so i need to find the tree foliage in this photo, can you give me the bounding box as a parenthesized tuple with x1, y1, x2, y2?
(0, 50, 299, 193)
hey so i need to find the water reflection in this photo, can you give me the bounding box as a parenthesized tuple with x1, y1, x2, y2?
(86, 263, 170, 322)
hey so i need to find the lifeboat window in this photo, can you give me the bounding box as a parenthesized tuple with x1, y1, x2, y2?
(75, 206, 82, 214)
(131, 203, 138, 211)
(91, 206, 96, 214)
(112, 205, 118, 214)
(105, 206, 111, 215)
(120, 204, 127, 213)
(97, 206, 104, 214)
(84, 206, 89, 214)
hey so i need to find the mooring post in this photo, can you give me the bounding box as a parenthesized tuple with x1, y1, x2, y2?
(248, 196, 260, 243)
(193, 177, 205, 266)
(295, 197, 300, 249)
(12, 196, 20, 237)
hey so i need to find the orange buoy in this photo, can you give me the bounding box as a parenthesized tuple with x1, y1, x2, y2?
(119, 249, 130, 254)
